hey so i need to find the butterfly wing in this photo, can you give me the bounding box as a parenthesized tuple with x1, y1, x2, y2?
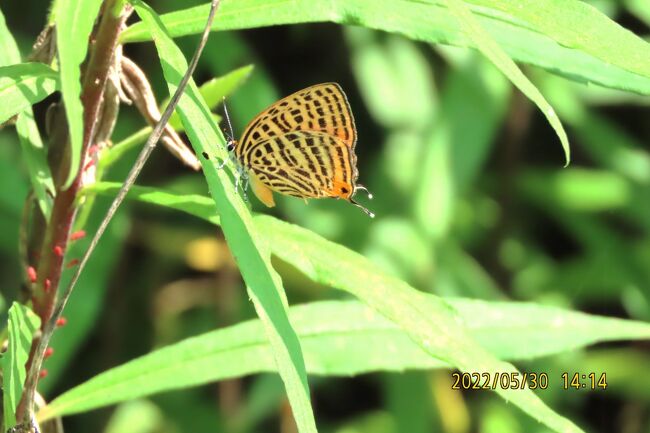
(245, 131, 358, 206)
(235, 83, 356, 168)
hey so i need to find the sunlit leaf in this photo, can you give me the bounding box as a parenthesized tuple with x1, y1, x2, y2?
(131, 2, 316, 432)
(83, 181, 585, 433)
(39, 298, 650, 419)
(0, 9, 55, 217)
(55, 0, 103, 188)
(3, 303, 40, 429)
(0, 63, 58, 124)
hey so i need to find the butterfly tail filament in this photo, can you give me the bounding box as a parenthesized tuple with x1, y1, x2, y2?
(349, 184, 374, 218)
(350, 197, 375, 218)
(355, 184, 373, 200)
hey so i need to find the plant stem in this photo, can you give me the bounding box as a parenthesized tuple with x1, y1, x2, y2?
(20, 0, 221, 425)
(18, 0, 130, 423)
(60, 0, 221, 340)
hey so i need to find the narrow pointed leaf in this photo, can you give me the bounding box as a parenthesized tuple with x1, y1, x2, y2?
(38, 294, 650, 420)
(0, 63, 59, 124)
(0, 9, 55, 217)
(55, 0, 103, 188)
(443, 0, 569, 164)
(2, 303, 41, 429)
(131, 2, 316, 432)
(121, 0, 650, 97)
(84, 181, 585, 433)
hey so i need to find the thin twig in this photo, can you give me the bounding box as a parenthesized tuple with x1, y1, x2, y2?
(21, 0, 221, 423)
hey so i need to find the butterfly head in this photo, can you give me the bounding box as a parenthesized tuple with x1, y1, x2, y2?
(350, 184, 374, 218)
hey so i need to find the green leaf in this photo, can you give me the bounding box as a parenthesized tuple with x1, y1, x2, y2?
(55, 0, 103, 189)
(413, 52, 509, 239)
(15, 112, 55, 218)
(103, 400, 165, 433)
(83, 182, 584, 433)
(625, 0, 650, 27)
(0, 63, 59, 124)
(0, 7, 19, 60)
(454, 299, 650, 359)
(443, 0, 569, 164)
(0, 9, 55, 217)
(84, 183, 221, 225)
(120, 0, 650, 96)
(39, 299, 650, 420)
(260, 217, 583, 433)
(166, 64, 253, 130)
(2, 303, 41, 429)
(522, 169, 630, 212)
(347, 29, 436, 129)
(472, 0, 650, 80)
(130, 2, 316, 432)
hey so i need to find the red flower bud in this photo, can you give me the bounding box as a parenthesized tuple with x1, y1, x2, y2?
(27, 266, 37, 283)
(70, 230, 86, 241)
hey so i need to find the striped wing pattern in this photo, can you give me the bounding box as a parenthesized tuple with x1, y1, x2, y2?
(236, 83, 357, 166)
(231, 82, 373, 217)
(246, 131, 357, 200)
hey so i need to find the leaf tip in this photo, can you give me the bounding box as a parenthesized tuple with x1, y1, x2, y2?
(562, 140, 571, 167)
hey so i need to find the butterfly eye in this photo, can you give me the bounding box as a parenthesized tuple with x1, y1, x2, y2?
(226, 142, 235, 152)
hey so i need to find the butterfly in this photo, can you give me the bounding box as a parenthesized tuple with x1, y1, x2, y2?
(219, 83, 374, 217)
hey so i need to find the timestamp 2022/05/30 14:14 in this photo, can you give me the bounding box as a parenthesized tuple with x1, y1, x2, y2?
(451, 372, 608, 390)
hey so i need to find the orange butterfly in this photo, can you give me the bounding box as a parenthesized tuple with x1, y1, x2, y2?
(221, 83, 373, 217)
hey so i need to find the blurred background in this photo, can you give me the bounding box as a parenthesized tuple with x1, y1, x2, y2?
(1, 0, 650, 432)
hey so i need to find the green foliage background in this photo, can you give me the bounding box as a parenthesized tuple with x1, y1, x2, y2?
(1, 0, 650, 432)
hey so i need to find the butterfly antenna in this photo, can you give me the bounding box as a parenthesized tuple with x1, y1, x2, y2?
(222, 96, 235, 147)
(216, 97, 237, 169)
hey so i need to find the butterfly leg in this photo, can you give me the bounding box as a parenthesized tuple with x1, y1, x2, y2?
(234, 168, 241, 192)
(214, 151, 235, 170)
(233, 165, 250, 203)
(216, 157, 229, 170)
(349, 198, 375, 218)
(242, 176, 250, 203)
(215, 154, 244, 201)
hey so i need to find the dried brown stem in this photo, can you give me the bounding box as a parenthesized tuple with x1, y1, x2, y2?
(120, 55, 200, 169)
